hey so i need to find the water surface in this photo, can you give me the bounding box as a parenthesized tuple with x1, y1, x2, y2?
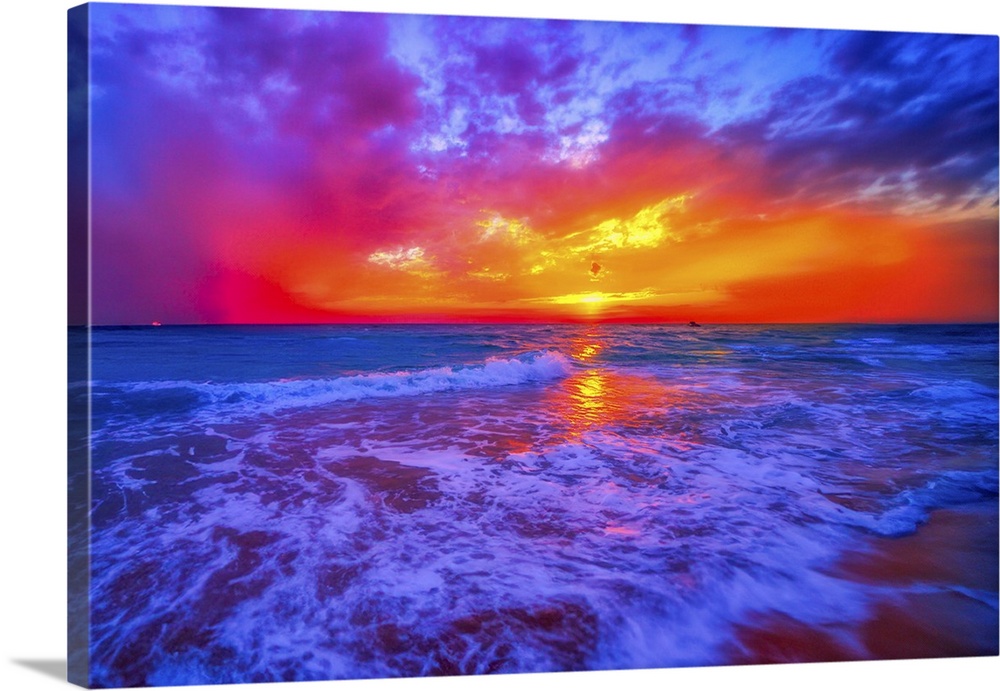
(79, 323, 999, 686)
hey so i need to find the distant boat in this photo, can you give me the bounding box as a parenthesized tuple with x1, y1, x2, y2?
(688, 321, 700, 327)
(151, 321, 162, 327)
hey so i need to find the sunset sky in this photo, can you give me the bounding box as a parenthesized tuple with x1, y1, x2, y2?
(83, 3, 999, 324)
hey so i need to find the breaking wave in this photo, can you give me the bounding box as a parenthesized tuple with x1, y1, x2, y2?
(103, 350, 574, 416)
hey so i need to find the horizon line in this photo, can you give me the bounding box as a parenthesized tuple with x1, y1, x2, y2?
(73, 320, 1000, 328)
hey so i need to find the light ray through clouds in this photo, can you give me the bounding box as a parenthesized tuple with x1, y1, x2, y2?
(87, 3, 998, 324)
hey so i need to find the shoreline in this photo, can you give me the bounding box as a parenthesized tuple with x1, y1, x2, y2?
(732, 500, 999, 663)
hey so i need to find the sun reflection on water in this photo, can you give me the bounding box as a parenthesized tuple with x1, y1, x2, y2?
(571, 336, 603, 361)
(569, 369, 615, 425)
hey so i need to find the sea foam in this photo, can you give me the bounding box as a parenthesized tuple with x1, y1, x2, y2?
(115, 350, 574, 415)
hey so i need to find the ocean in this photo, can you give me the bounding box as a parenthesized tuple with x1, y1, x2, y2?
(73, 323, 999, 686)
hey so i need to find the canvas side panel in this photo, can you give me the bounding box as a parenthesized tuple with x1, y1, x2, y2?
(67, 3, 91, 688)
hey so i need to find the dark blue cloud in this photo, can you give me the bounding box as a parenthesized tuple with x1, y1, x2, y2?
(717, 31, 998, 211)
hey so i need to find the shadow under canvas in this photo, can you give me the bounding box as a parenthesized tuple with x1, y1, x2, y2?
(12, 659, 68, 682)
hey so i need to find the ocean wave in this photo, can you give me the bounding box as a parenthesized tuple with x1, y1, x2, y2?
(829, 468, 999, 537)
(111, 350, 574, 414)
(835, 337, 896, 346)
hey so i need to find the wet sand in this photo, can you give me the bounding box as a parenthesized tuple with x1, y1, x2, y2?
(732, 500, 998, 663)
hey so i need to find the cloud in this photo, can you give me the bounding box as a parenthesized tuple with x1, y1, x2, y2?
(716, 31, 998, 215)
(89, 5, 438, 322)
(86, 6, 998, 324)
(367, 246, 431, 273)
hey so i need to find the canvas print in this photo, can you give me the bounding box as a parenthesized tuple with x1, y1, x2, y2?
(67, 2, 999, 688)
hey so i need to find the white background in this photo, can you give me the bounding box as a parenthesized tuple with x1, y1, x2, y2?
(1, 1, 997, 690)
